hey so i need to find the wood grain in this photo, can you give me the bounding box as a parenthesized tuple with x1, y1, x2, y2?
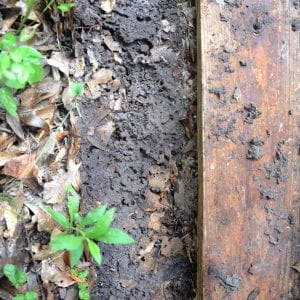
(197, 1, 300, 299)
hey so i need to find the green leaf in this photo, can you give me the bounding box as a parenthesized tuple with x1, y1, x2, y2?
(0, 88, 17, 116)
(57, 3, 77, 13)
(19, 27, 36, 42)
(81, 204, 107, 226)
(86, 239, 102, 265)
(69, 242, 84, 267)
(13, 291, 38, 300)
(67, 184, 80, 225)
(93, 228, 135, 244)
(50, 233, 83, 253)
(71, 82, 84, 98)
(3, 264, 27, 289)
(44, 207, 70, 228)
(0, 33, 17, 50)
(27, 64, 43, 84)
(0, 54, 11, 70)
(84, 207, 115, 238)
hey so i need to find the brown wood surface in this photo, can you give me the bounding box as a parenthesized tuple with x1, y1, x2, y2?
(197, 1, 300, 299)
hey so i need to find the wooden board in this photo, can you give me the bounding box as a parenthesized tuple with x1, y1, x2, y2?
(197, 1, 300, 299)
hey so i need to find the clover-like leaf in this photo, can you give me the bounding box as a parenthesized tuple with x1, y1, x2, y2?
(57, 2, 77, 13)
(44, 207, 71, 228)
(3, 264, 27, 289)
(81, 204, 107, 227)
(93, 228, 135, 244)
(0, 88, 17, 116)
(13, 291, 38, 300)
(86, 238, 102, 265)
(0, 33, 17, 51)
(70, 82, 84, 98)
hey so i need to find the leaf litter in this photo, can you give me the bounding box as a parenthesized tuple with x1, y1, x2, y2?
(0, 0, 197, 299)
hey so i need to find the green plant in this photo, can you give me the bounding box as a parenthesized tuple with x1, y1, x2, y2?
(0, 33, 43, 116)
(45, 184, 135, 267)
(3, 264, 38, 300)
(57, 2, 77, 13)
(71, 267, 90, 300)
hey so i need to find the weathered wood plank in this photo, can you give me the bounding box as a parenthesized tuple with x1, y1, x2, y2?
(197, 1, 300, 299)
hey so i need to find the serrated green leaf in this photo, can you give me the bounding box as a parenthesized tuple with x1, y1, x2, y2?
(93, 228, 135, 244)
(13, 291, 38, 300)
(44, 207, 70, 228)
(67, 184, 80, 225)
(0, 33, 17, 50)
(84, 207, 115, 238)
(86, 239, 102, 265)
(50, 233, 83, 253)
(71, 82, 84, 98)
(27, 64, 43, 84)
(81, 204, 107, 226)
(57, 3, 77, 13)
(3, 264, 27, 289)
(0, 54, 11, 70)
(69, 242, 84, 267)
(0, 88, 17, 116)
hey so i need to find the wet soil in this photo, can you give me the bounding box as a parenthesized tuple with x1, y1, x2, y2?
(74, 0, 197, 299)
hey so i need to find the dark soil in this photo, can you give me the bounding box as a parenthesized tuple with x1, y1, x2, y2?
(74, 0, 197, 299)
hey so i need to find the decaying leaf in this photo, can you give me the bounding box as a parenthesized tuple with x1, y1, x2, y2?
(160, 236, 184, 257)
(87, 68, 113, 94)
(47, 52, 71, 77)
(25, 202, 55, 232)
(148, 212, 164, 232)
(97, 121, 115, 146)
(43, 163, 81, 204)
(41, 259, 75, 288)
(2, 153, 38, 179)
(6, 114, 25, 140)
(100, 0, 116, 13)
(0, 202, 18, 238)
(31, 244, 51, 261)
(292, 260, 300, 273)
(103, 35, 122, 53)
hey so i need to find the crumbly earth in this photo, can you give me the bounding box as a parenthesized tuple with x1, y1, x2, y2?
(74, 0, 197, 299)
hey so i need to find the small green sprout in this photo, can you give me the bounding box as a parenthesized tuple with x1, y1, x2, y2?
(71, 267, 90, 300)
(57, 2, 77, 13)
(0, 33, 43, 116)
(3, 264, 27, 289)
(71, 82, 84, 98)
(45, 184, 135, 267)
(3, 264, 38, 300)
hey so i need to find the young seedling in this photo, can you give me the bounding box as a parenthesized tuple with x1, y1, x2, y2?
(71, 267, 90, 300)
(57, 2, 77, 14)
(0, 33, 43, 116)
(3, 264, 38, 300)
(45, 184, 135, 267)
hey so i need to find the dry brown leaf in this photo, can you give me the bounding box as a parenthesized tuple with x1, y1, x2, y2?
(148, 167, 170, 192)
(292, 260, 300, 273)
(41, 260, 75, 288)
(43, 163, 80, 204)
(47, 52, 71, 77)
(6, 114, 25, 140)
(148, 212, 164, 232)
(100, 0, 116, 13)
(31, 244, 51, 261)
(97, 121, 115, 146)
(0, 202, 18, 238)
(3, 153, 38, 179)
(19, 108, 50, 132)
(20, 78, 62, 108)
(87, 68, 112, 94)
(25, 203, 55, 232)
(103, 35, 122, 53)
(160, 236, 184, 257)
(70, 57, 86, 78)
